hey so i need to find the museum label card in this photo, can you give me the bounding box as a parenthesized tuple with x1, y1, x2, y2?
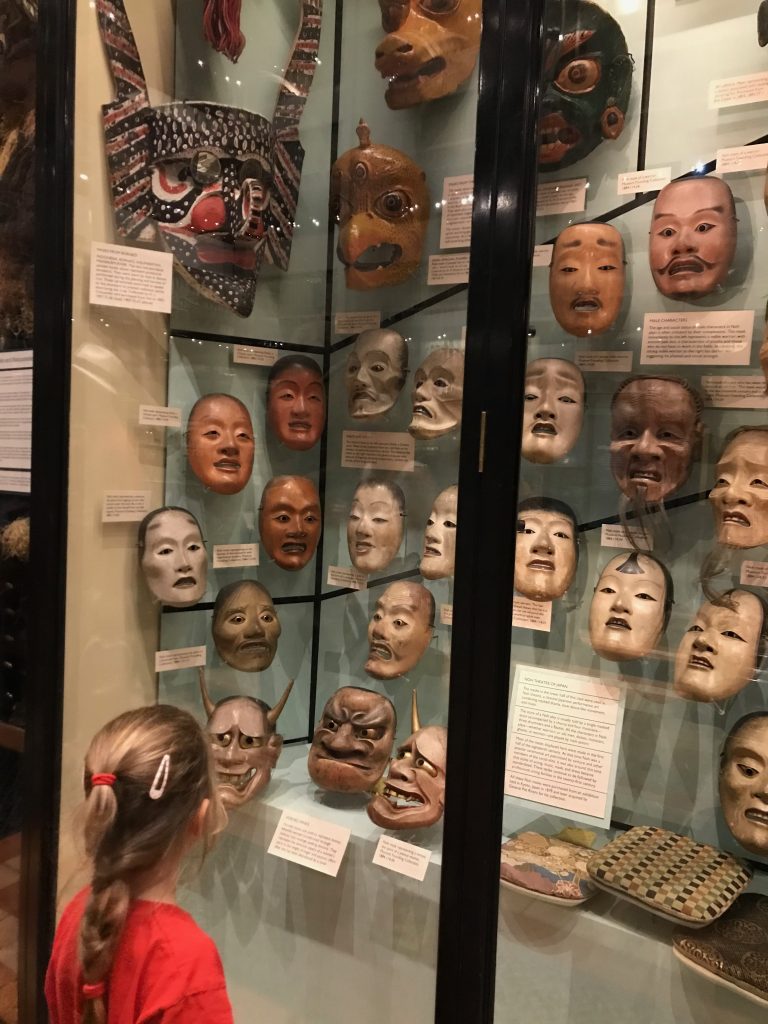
(641, 310, 753, 366)
(512, 596, 552, 632)
(440, 604, 453, 626)
(715, 143, 768, 174)
(341, 431, 415, 472)
(268, 810, 350, 877)
(701, 375, 768, 409)
(139, 405, 182, 428)
(532, 244, 554, 267)
(233, 345, 279, 366)
(427, 253, 470, 286)
(89, 242, 172, 314)
(213, 543, 259, 569)
(0, 470, 29, 494)
(505, 664, 626, 827)
(536, 178, 587, 216)
(741, 561, 768, 587)
(575, 351, 633, 373)
(710, 72, 768, 109)
(101, 490, 151, 523)
(372, 835, 431, 882)
(440, 174, 474, 249)
(601, 523, 652, 551)
(0, 351, 31, 370)
(616, 167, 671, 195)
(326, 565, 367, 590)
(334, 310, 381, 334)
(0, 368, 31, 470)
(154, 645, 207, 673)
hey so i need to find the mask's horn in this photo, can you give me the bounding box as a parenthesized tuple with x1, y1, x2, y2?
(411, 689, 421, 733)
(267, 679, 295, 728)
(198, 668, 215, 720)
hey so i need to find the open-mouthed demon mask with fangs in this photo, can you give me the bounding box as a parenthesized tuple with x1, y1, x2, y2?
(199, 669, 293, 808)
(367, 692, 447, 830)
(96, 0, 322, 316)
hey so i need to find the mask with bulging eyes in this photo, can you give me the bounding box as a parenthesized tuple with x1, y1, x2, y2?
(212, 580, 281, 672)
(409, 348, 464, 440)
(538, 0, 633, 172)
(588, 551, 670, 662)
(330, 119, 430, 290)
(96, 0, 322, 316)
(374, 0, 482, 109)
(199, 669, 293, 808)
(365, 581, 435, 680)
(308, 687, 397, 793)
(367, 692, 447, 830)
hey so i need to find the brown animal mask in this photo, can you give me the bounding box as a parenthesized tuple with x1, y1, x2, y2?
(330, 120, 429, 290)
(374, 0, 481, 109)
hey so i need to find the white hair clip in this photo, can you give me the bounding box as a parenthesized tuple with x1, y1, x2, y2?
(148, 754, 171, 800)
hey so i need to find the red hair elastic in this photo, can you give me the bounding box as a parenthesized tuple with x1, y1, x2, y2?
(90, 773, 116, 788)
(82, 981, 106, 1000)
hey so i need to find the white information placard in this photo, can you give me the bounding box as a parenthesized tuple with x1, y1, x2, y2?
(233, 345, 279, 366)
(89, 242, 172, 313)
(101, 491, 151, 523)
(213, 543, 259, 569)
(334, 310, 381, 334)
(532, 244, 554, 267)
(155, 645, 207, 673)
(601, 523, 653, 551)
(715, 143, 768, 174)
(440, 604, 453, 626)
(512, 596, 552, 632)
(440, 174, 474, 249)
(575, 351, 633, 373)
(641, 310, 753, 366)
(505, 664, 625, 826)
(427, 253, 470, 286)
(710, 72, 768, 109)
(740, 561, 768, 588)
(139, 405, 182, 428)
(616, 167, 671, 195)
(536, 178, 587, 217)
(326, 565, 367, 590)
(341, 431, 415, 472)
(701, 375, 768, 409)
(0, 351, 31, 370)
(0, 470, 30, 494)
(372, 835, 431, 881)
(268, 810, 350, 877)
(0, 368, 32, 469)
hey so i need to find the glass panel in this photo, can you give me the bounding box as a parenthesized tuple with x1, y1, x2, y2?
(498, 2, 768, 1021)
(62, 0, 481, 1020)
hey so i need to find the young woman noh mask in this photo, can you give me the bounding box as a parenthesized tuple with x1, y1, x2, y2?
(347, 479, 405, 574)
(588, 551, 671, 662)
(515, 498, 578, 602)
(522, 359, 585, 465)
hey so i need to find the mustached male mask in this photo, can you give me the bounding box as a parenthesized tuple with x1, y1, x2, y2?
(96, 0, 322, 316)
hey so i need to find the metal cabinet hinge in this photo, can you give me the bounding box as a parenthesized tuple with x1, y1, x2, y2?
(478, 411, 487, 472)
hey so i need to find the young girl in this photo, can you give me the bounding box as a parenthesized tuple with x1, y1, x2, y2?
(45, 704, 233, 1023)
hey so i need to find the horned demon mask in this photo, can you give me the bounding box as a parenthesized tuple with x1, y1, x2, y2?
(374, 0, 482, 109)
(330, 120, 429, 290)
(308, 686, 397, 793)
(199, 669, 293, 808)
(367, 692, 447, 830)
(96, 0, 322, 316)
(538, 0, 633, 172)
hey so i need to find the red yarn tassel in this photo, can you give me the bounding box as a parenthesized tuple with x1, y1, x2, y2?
(202, 0, 246, 63)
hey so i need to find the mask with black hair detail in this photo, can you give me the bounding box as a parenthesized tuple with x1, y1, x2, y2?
(588, 550, 672, 662)
(96, 0, 323, 316)
(199, 669, 293, 808)
(710, 427, 768, 550)
(719, 711, 768, 855)
(514, 497, 578, 602)
(266, 355, 325, 451)
(610, 375, 703, 505)
(538, 0, 633, 172)
(675, 589, 767, 703)
(347, 478, 405, 574)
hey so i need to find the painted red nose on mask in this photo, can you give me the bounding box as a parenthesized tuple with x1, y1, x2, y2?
(192, 195, 228, 233)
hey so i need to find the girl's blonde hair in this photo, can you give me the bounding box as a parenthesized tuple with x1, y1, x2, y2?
(77, 705, 225, 1024)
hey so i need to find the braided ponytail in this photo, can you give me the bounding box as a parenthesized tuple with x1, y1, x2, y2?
(75, 706, 225, 1022)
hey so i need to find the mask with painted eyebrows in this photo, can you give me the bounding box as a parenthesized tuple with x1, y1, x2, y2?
(514, 503, 577, 602)
(649, 176, 737, 300)
(588, 551, 669, 662)
(549, 223, 625, 337)
(522, 359, 585, 465)
(307, 687, 397, 793)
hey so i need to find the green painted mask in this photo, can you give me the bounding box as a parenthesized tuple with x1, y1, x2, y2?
(538, 0, 633, 172)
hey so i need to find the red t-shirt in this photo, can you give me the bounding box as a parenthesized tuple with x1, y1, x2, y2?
(45, 888, 234, 1024)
